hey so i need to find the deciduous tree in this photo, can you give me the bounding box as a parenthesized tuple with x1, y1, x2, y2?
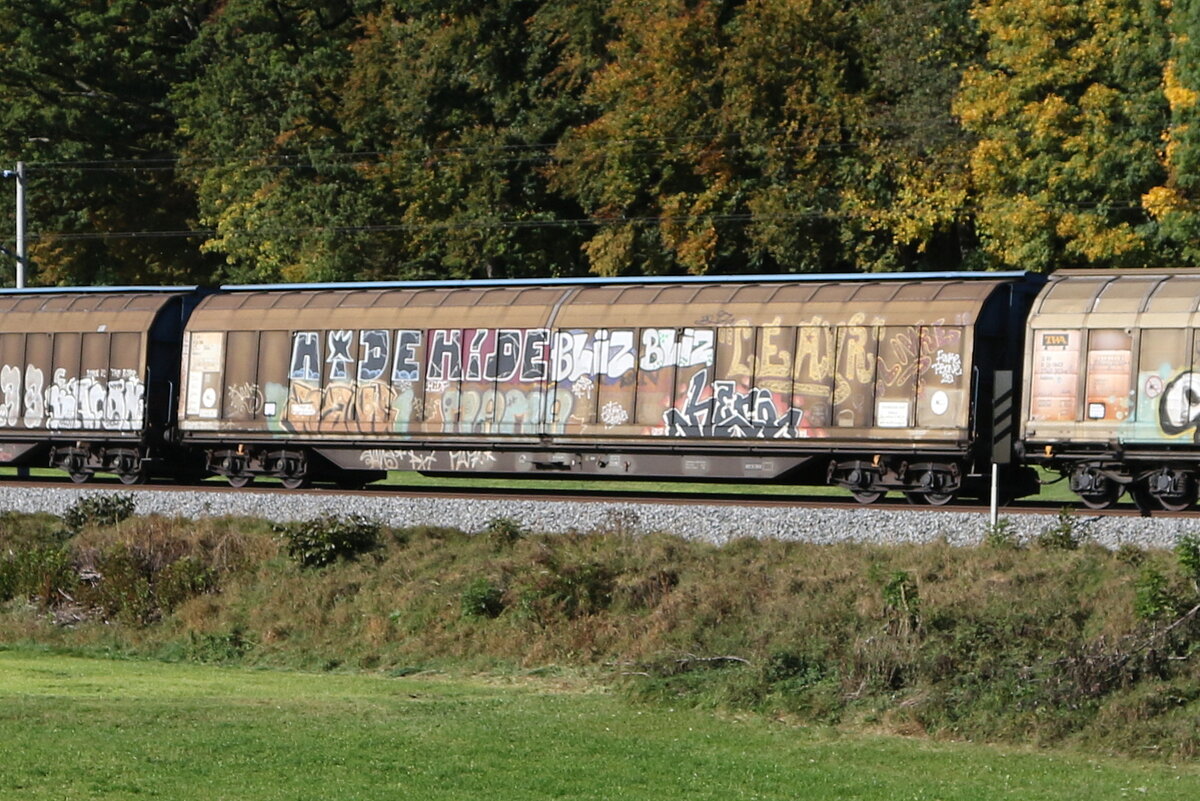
(1143, 0, 1200, 263)
(0, 1, 215, 286)
(955, 0, 1170, 271)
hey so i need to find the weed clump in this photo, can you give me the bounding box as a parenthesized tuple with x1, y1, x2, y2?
(461, 577, 505, 619)
(1133, 566, 1179, 622)
(516, 548, 614, 621)
(1035, 507, 1085, 550)
(61, 493, 135, 536)
(483, 517, 524, 549)
(275, 514, 380, 567)
(983, 518, 1020, 549)
(0, 546, 73, 606)
(1176, 534, 1200, 590)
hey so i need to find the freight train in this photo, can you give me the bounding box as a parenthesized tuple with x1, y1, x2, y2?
(0, 270, 1196, 511)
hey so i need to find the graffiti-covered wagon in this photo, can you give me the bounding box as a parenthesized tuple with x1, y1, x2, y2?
(0, 287, 203, 483)
(174, 274, 1040, 502)
(1021, 269, 1200, 510)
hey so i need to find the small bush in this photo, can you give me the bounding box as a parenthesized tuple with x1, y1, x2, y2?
(1036, 507, 1084, 550)
(88, 544, 157, 624)
(483, 517, 524, 549)
(1133, 567, 1180, 623)
(275, 514, 380, 568)
(61, 493, 136, 536)
(156, 557, 216, 613)
(0, 546, 73, 605)
(461, 577, 505, 619)
(984, 518, 1020, 549)
(517, 551, 614, 621)
(187, 626, 255, 663)
(1176, 534, 1200, 591)
(1115, 543, 1145, 566)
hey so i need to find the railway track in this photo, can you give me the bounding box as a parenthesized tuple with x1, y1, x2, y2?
(3, 472, 1198, 520)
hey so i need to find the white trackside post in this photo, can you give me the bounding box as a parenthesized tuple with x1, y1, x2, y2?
(990, 463, 999, 527)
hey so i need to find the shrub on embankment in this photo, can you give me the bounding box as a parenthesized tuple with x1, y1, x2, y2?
(1, 498, 1199, 758)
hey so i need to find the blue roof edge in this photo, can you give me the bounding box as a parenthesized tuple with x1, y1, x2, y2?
(219, 271, 1039, 292)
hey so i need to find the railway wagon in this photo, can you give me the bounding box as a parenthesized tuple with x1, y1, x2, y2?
(176, 273, 1040, 502)
(0, 287, 203, 484)
(1021, 268, 1200, 511)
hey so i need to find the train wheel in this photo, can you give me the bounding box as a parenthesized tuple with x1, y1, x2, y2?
(118, 469, 147, 486)
(1156, 483, 1196, 512)
(905, 469, 956, 506)
(852, 490, 885, 505)
(280, 474, 310, 490)
(68, 470, 91, 484)
(227, 474, 253, 488)
(1076, 484, 1122, 510)
(1144, 469, 1197, 512)
(907, 490, 954, 506)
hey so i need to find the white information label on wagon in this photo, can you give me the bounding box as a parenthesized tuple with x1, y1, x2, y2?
(876, 401, 910, 428)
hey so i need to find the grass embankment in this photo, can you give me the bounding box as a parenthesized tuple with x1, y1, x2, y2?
(1, 499, 1198, 760)
(3, 649, 1198, 800)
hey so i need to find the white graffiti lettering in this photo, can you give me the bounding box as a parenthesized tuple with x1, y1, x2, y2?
(0, 364, 145, 431)
(932, 350, 963, 384)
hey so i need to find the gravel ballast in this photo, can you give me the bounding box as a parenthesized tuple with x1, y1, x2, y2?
(2, 485, 1197, 550)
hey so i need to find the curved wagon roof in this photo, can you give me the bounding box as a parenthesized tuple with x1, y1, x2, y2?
(0, 287, 196, 335)
(188, 273, 1031, 332)
(1029, 268, 1200, 330)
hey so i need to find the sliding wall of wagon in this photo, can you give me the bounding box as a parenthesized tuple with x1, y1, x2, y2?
(1022, 269, 1200, 448)
(0, 291, 190, 441)
(177, 277, 1013, 451)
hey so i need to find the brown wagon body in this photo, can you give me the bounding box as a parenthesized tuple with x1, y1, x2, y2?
(0, 288, 199, 483)
(177, 274, 1035, 501)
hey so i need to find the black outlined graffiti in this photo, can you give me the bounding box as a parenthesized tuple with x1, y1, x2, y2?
(1160, 371, 1200, 439)
(662, 369, 803, 439)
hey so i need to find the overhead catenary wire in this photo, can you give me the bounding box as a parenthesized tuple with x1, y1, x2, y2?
(21, 199, 1153, 244)
(4, 116, 1160, 245)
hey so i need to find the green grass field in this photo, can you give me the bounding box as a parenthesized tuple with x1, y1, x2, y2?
(0, 649, 1196, 801)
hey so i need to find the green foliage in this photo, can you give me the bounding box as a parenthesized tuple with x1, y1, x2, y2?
(1133, 566, 1179, 623)
(173, 0, 379, 283)
(460, 577, 505, 619)
(516, 549, 614, 621)
(0, 0, 214, 285)
(882, 569, 921, 635)
(1143, 0, 1200, 263)
(186, 626, 256, 664)
(1035, 508, 1084, 551)
(983, 518, 1019, 550)
(275, 514, 380, 568)
(0, 546, 73, 605)
(483, 517, 525, 549)
(61, 493, 136, 536)
(1176, 533, 1200, 589)
(74, 544, 216, 626)
(4, 0, 1199, 281)
(955, 0, 1170, 270)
